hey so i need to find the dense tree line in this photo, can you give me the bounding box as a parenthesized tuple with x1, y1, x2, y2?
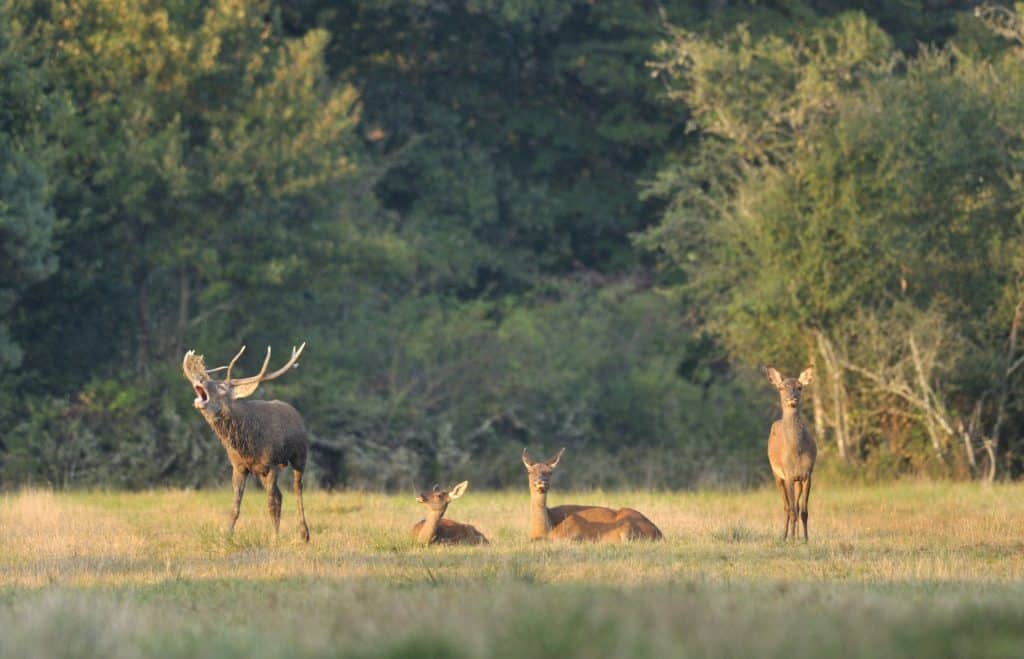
(2, 0, 1021, 490)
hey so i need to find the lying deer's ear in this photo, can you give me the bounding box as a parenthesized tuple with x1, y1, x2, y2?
(547, 447, 566, 468)
(522, 447, 535, 469)
(449, 481, 469, 500)
(230, 381, 261, 399)
(798, 367, 815, 386)
(763, 366, 783, 388)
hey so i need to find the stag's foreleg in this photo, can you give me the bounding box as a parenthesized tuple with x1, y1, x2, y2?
(229, 465, 248, 536)
(260, 469, 282, 536)
(293, 466, 310, 542)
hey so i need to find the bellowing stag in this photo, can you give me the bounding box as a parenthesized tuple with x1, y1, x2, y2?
(182, 344, 310, 541)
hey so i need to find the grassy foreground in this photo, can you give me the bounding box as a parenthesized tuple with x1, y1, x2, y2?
(2, 482, 1024, 658)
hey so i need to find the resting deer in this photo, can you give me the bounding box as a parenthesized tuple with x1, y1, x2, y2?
(764, 366, 817, 542)
(182, 344, 310, 542)
(411, 481, 488, 545)
(521, 448, 662, 542)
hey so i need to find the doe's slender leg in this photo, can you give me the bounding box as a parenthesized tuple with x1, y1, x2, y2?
(776, 478, 791, 541)
(786, 479, 799, 542)
(800, 474, 812, 542)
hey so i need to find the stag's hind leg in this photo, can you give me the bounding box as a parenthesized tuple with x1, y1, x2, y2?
(293, 466, 310, 542)
(229, 465, 248, 536)
(260, 469, 283, 536)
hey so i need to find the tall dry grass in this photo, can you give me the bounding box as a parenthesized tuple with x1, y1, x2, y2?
(1, 483, 1023, 657)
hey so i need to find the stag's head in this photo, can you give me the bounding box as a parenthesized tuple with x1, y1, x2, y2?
(522, 447, 565, 494)
(764, 366, 814, 411)
(416, 481, 468, 513)
(182, 343, 306, 415)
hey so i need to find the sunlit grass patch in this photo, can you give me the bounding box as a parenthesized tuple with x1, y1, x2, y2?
(2, 484, 1024, 656)
(710, 523, 766, 543)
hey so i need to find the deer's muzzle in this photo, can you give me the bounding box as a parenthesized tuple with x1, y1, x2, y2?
(194, 384, 209, 408)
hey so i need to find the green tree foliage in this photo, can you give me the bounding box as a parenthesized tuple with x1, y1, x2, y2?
(301, 283, 764, 489)
(2, 0, 366, 487)
(643, 9, 1024, 478)
(283, 0, 700, 288)
(6, 1, 1024, 490)
(15, 0, 362, 377)
(0, 9, 58, 371)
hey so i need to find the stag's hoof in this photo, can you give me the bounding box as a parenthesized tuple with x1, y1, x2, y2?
(300, 526, 310, 543)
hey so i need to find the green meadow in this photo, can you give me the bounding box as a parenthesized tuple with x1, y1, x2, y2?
(2, 483, 1023, 658)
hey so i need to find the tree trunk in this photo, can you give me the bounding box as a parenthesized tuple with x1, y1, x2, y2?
(816, 331, 849, 460)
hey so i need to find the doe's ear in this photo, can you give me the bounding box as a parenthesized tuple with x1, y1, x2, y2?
(448, 481, 469, 500)
(798, 367, 815, 386)
(763, 366, 783, 388)
(522, 448, 535, 469)
(231, 381, 261, 399)
(547, 447, 566, 468)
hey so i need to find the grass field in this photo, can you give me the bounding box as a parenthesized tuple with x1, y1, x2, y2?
(2, 481, 1024, 658)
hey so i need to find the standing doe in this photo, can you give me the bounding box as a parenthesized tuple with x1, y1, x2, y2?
(412, 481, 488, 545)
(521, 448, 662, 542)
(182, 344, 311, 542)
(764, 366, 817, 542)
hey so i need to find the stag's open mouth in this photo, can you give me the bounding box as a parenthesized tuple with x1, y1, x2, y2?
(194, 384, 209, 408)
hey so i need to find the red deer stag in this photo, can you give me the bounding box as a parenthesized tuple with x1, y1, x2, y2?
(182, 344, 310, 542)
(764, 366, 817, 542)
(522, 448, 662, 542)
(411, 481, 488, 545)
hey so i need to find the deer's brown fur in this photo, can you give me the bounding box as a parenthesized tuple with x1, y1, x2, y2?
(183, 344, 310, 542)
(522, 448, 662, 542)
(765, 366, 817, 542)
(411, 481, 488, 545)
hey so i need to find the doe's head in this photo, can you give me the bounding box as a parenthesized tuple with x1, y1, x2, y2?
(521, 447, 565, 494)
(416, 481, 468, 512)
(764, 366, 814, 410)
(182, 343, 306, 414)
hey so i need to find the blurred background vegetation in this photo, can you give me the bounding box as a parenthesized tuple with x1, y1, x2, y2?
(3, 0, 1024, 490)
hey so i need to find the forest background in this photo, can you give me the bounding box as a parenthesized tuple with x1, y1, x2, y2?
(4, 0, 1024, 491)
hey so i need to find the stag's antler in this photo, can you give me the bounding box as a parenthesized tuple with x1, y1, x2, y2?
(223, 346, 248, 381)
(182, 350, 211, 383)
(228, 343, 306, 386)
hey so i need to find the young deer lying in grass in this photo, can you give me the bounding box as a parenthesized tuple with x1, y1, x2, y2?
(522, 448, 662, 542)
(412, 481, 488, 545)
(765, 366, 817, 542)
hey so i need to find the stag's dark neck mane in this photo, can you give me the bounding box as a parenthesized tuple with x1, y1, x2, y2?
(203, 402, 263, 457)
